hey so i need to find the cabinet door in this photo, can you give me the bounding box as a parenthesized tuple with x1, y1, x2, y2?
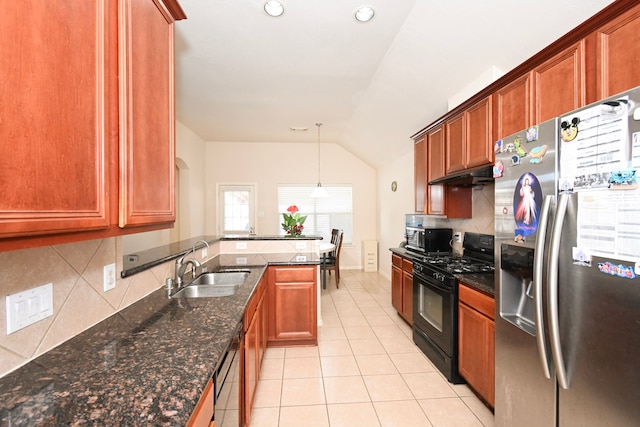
(272, 282, 315, 341)
(533, 41, 586, 123)
(466, 96, 493, 168)
(391, 265, 403, 313)
(414, 137, 427, 213)
(0, 1, 112, 238)
(427, 125, 446, 181)
(402, 270, 413, 325)
(119, 0, 176, 227)
(595, 3, 640, 98)
(459, 302, 494, 407)
(243, 313, 259, 426)
(446, 113, 466, 174)
(494, 73, 532, 139)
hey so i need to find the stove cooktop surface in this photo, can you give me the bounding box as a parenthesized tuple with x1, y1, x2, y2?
(417, 253, 495, 275)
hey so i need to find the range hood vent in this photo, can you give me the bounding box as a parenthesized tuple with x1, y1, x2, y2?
(428, 165, 494, 187)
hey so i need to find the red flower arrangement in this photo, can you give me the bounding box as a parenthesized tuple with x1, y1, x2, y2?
(282, 205, 307, 237)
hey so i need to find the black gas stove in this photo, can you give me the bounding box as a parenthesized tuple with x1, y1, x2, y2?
(412, 232, 494, 384)
(413, 233, 495, 284)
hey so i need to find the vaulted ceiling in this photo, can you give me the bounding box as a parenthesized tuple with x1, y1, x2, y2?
(174, 0, 614, 168)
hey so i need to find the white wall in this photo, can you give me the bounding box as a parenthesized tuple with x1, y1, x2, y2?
(204, 141, 377, 270)
(376, 149, 415, 279)
(176, 121, 207, 237)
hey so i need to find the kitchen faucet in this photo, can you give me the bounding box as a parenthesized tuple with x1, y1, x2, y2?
(174, 240, 210, 287)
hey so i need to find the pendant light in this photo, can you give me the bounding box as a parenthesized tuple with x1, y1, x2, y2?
(310, 122, 328, 198)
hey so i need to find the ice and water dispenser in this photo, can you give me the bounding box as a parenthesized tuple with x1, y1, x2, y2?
(500, 244, 536, 335)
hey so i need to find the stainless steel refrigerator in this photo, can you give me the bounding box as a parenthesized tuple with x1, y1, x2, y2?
(494, 86, 640, 426)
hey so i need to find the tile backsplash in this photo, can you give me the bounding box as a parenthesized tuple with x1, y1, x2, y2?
(430, 183, 495, 253)
(0, 237, 172, 378)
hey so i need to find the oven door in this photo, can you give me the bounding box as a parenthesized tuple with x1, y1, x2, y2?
(413, 271, 455, 355)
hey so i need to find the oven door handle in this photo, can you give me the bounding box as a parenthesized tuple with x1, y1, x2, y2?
(415, 275, 452, 293)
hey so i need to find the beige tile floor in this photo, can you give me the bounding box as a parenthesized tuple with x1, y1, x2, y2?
(248, 270, 495, 427)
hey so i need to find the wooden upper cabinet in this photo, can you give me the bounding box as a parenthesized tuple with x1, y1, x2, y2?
(0, 0, 185, 248)
(119, 0, 178, 227)
(427, 125, 446, 216)
(494, 73, 532, 140)
(414, 137, 427, 213)
(594, 3, 640, 99)
(446, 97, 492, 175)
(445, 113, 465, 174)
(427, 125, 446, 181)
(0, 1, 112, 238)
(532, 41, 586, 123)
(465, 96, 493, 168)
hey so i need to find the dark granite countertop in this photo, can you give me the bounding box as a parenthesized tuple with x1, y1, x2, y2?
(0, 253, 319, 426)
(389, 247, 495, 297)
(455, 273, 495, 297)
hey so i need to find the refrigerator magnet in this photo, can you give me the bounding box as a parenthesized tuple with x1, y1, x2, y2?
(560, 117, 580, 142)
(597, 261, 637, 279)
(572, 247, 592, 267)
(511, 155, 520, 166)
(493, 161, 504, 178)
(529, 145, 548, 164)
(513, 173, 542, 238)
(514, 137, 527, 158)
(494, 140, 503, 153)
(608, 169, 638, 189)
(525, 126, 539, 142)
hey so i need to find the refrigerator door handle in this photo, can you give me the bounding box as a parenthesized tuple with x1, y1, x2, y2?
(534, 194, 554, 379)
(548, 192, 570, 389)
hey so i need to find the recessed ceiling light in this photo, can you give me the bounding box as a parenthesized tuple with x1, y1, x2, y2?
(264, 0, 285, 17)
(354, 6, 375, 23)
(290, 127, 308, 131)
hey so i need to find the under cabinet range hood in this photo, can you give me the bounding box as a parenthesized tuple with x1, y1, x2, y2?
(428, 165, 494, 187)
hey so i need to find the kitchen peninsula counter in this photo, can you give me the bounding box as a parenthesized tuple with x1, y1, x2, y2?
(0, 252, 319, 426)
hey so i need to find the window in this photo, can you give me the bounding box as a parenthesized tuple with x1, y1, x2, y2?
(219, 185, 255, 234)
(278, 184, 352, 243)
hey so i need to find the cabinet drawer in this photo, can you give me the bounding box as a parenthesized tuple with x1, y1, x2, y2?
(402, 258, 413, 272)
(392, 254, 402, 268)
(459, 284, 495, 320)
(273, 266, 316, 282)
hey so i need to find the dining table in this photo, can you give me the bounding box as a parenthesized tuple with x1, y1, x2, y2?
(318, 242, 335, 289)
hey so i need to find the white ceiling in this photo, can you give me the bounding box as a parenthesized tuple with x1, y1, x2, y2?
(174, 0, 614, 168)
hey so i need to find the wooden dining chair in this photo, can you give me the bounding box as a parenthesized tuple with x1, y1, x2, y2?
(326, 229, 343, 288)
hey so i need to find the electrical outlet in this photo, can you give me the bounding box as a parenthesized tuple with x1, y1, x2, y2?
(6, 283, 53, 334)
(201, 247, 208, 258)
(236, 242, 247, 250)
(454, 232, 462, 243)
(103, 263, 116, 292)
(295, 241, 307, 250)
(236, 257, 248, 265)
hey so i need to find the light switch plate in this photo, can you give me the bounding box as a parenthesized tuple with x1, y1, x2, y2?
(6, 283, 53, 334)
(103, 263, 116, 292)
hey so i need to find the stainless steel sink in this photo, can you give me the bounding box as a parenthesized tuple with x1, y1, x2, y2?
(172, 283, 240, 298)
(171, 271, 250, 298)
(191, 271, 249, 286)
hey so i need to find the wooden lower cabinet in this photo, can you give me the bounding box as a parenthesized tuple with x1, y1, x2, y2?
(391, 254, 413, 325)
(243, 276, 267, 427)
(458, 283, 495, 408)
(267, 265, 318, 346)
(188, 378, 214, 427)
